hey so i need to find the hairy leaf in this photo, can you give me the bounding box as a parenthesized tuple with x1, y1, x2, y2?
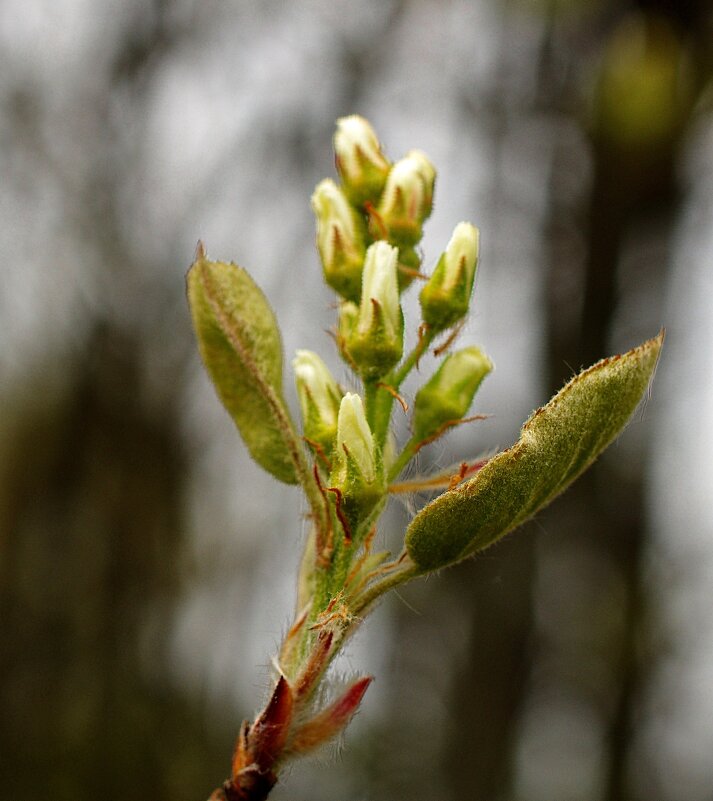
(405, 332, 663, 572)
(188, 255, 300, 484)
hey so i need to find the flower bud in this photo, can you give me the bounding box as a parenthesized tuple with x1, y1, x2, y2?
(311, 179, 367, 303)
(336, 301, 359, 365)
(374, 150, 436, 246)
(413, 346, 493, 442)
(334, 393, 376, 484)
(331, 393, 383, 528)
(293, 350, 343, 455)
(420, 222, 479, 332)
(334, 115, 390, 207)
(346, 242, 404, 379)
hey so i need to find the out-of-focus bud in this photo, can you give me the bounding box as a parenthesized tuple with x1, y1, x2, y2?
(593, 15, 693, 150)
(331, 394, 383, 529)
(334, 115, 391, 207)
(346, 242, 404, 379)
(293, 350, 343, 456)
(419, 222, 479, 332)
(336, 301, 359, 365)
(396, 245, 422, 293)
(374, 150, 436, 246)
(413, 346, 493, 442)
(311, 179, 367, 303)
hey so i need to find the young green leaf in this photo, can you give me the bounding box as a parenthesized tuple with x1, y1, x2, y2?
(405, 331, 663, 572)
(188, 255, 300, 484)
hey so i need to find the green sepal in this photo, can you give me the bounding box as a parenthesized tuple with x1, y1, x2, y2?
(347, 302, 405, 380)
(405, 332, 664, 572)
(335, 447, 385, 535)
(187, 255, 300, 484)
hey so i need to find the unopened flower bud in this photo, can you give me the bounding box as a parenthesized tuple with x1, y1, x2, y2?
(375, 150, 436, 246)
(334, 393, 376, 484)
(346, 242, 404, 379)
(293, 350, 343, 455)
(311, 179, 367, 303)
(331, 393, 384, 529)
(334, 115, 390, 207)
(413, 346, 493, 441)
(420, 222, 479, 332)
(336, 301, 359, 364)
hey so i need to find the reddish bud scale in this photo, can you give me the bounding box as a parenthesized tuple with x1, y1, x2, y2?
(288, 676, 373, 755)
(231, 720, 251, 781)
(224, 677, 296, 801)
(249, 675, 294, 768)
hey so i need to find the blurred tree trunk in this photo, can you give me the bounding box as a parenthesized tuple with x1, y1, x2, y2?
(441, 539, 535, 801)
(541, 5, 710, 800)
(441, 4, 711, 801)
(0, 4, 231, 799)
(0, 326, 227, 801)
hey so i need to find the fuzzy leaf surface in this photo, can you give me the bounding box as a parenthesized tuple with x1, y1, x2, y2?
(188, 257, 299, 484)
(405, 332, 663, 572)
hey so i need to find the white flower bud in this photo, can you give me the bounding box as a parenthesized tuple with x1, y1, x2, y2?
(420, 222, 479, 332)
(293, 350, 342, 454)
(335, 393, 376, 484)
(357, 242, 400, 337)
(334, 115, 390, 206)
(375, 150, 435, 246)
(346, 242, 404, 378)
(311, 179, 367, 302)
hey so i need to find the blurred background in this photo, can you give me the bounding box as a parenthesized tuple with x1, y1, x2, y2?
(1, 1, 713, 799)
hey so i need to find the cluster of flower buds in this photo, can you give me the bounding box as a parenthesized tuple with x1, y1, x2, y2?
(312, 118, 481, 379)
(294, 352, 385, 531)
(299, 117, 489, 542)
(313, 115, 408, 361)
